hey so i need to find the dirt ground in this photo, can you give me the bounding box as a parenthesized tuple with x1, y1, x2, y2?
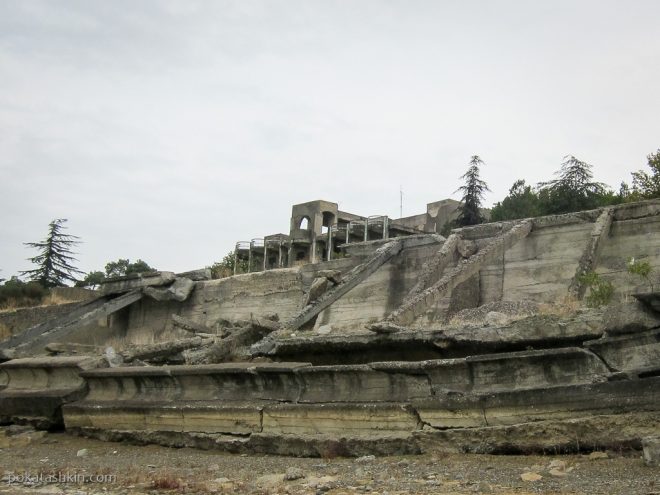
(0, 429, 658, 495)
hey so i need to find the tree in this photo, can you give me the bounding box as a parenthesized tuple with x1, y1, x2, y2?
(490, 179, 541, 221)
(20, 219, 83, 287)
(630, 148, 660, 199)
(208, 251, 248, 279)
(537, 155, 609, 214)
(75, 270, 106, 289)
(104, 259, 155, 278)
(454, 155, 490, 227)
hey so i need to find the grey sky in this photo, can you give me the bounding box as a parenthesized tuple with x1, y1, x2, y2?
(1, 0, 659, 279)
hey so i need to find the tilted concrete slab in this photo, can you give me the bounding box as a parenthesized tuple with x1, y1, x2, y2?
(584, 328, 660, 372)
(100, 271, 176, 295)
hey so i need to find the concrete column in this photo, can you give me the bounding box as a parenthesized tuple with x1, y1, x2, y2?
(263, 244, 268, 271)
(233, 245, 239, 275)
(248, 246, 253, 273)
(327, 226, 333, 261)
(311, 235, 317, 264)
(278, 244, 283, 268)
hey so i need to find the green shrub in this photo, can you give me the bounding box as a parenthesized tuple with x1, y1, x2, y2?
(627, 257, 654, 291)
(578, 271, 614, 308)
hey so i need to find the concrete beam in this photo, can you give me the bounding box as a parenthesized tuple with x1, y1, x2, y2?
(285, 240, 404, 330)
(568, 207, 614, 299)
(384, 220, 533, 326)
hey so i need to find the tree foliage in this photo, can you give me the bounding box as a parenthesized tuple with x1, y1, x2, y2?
(104, 259, 155, 278)
(20, 219, 83, 287)
(209, 251, 248, 279)
(454, 155, 490, 227)
(0, 276, 47, 308)
(76, 259, 155, 288)
(490, 180, 541, 221)
(537, 156, 610, 214)
(630, 149, 660, 199)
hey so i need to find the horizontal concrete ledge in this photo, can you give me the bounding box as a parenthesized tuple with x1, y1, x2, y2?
(80, 362, 312, 378)
(414, 376, 660, 428)
(67, 427, 421, 457)
(415, 412, 660, 455)
(0, 356, 102, 369)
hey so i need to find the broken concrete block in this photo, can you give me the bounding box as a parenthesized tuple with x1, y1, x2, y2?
(457, 239, 477, 258)
(634, 292, 660, 314)
(144, 277, 195, 302)
(316, 269, 342, 284)
(176, 268, 212, 281)
(101, 271, 176, 295)
(304, 277, 329, 306)
(602, 300, 660, 335)
(643, 436, 660, 466)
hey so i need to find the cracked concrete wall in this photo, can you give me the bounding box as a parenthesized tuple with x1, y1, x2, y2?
(313, 242, 441, 331)
(480, 222, 593, 303)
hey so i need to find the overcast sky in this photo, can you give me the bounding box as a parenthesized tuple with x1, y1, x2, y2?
(1, 0, 659, 279)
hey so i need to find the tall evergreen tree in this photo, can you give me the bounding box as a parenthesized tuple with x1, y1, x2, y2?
(538, 155, 608, 214)
(20, 219, 83, 287)
(454, 155, 490, 227)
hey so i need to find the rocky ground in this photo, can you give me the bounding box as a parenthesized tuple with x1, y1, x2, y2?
(0, 428, 658, 495)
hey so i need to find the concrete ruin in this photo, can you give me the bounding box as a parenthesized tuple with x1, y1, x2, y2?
(1, 198, 659, 457)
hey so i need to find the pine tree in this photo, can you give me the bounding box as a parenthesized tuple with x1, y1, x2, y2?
(20, 219, 84, 287)
(538, 155, 608, 214)
(455, 155, 490, 227)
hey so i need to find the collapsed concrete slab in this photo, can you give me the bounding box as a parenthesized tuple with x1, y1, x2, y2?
(0, 356, 105, 429)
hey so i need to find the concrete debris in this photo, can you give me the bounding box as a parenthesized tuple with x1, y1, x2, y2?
(101, 271, 176, 295)
(176, 268, 212, 281)
(144, 277, 195, 302)
(456, 239, 477, 258)
(602, 300, 660, 335)
(171, 314, 215, 334)
(121, 337, 209, 364)
(642, 436, 660, 466)
(316, 269, 342, 285)
(633, 291, 660, 314)
(284, 467, 305, 481)
(520, 472, 542, 482)
(185, 317, 280, 364)
(45, 343, 100, 355)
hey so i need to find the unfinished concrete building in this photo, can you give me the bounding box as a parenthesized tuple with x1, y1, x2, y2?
(1, 198, 659, 459)
(234, 198, 462, 271)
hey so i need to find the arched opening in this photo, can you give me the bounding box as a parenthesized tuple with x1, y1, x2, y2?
(299, 216, 310, 230)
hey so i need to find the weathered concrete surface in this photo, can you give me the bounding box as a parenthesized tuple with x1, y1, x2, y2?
(5, 291, 143, 357)
(0, 356, 105, 428)
(385, 220, 533, 326)
(414, 377, 660, 429)
(602, 299, 660, 335)
(100, 271, 175, 295)
(314, 241, 441, 332)
(568, 207, 614, 299)
(285, 240, 404, 330)
(253, 311, 607, 364)
(642, 435, 660, 466)
(143, 277, 195, 302)
(416, 412, 660, 454)
(0, 303, 83, 342)
(584, 328, 660, 372)
(634, 292, 660, 314)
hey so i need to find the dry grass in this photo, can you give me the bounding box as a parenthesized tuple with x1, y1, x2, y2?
(0, 322, 10, 341)
(537, 295, 582, 318)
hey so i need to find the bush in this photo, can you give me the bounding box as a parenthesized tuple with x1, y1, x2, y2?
(627, 257, 654, 291)
(0, 277, 48, 309)
(578, 271, 614, 308)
